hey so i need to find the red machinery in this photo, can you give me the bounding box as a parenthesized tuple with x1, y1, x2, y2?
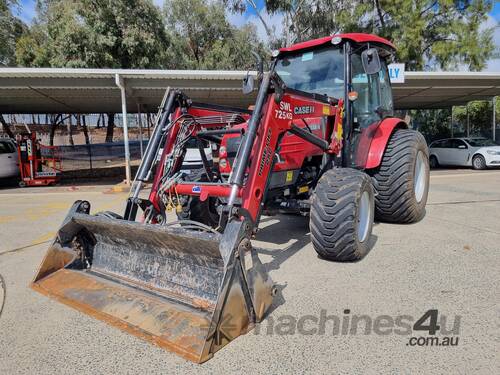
(32, 33, 429, 363)
(16, 132, 62, 187)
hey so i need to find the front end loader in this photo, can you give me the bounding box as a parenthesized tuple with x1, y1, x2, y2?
(32, 33, 429, 363)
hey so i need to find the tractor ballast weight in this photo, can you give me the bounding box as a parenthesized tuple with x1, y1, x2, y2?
(32, 33, 429, 362)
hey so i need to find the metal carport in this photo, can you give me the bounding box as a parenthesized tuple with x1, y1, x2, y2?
(0, 68, 498, 182)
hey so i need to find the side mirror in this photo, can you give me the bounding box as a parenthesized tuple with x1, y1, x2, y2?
(242, 74, 254, 95)
(361, 48, 381, 75)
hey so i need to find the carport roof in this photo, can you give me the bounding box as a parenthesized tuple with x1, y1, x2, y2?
(0, 68, 499, 113)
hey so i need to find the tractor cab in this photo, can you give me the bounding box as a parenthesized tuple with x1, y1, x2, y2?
(273, 33, 396, 168)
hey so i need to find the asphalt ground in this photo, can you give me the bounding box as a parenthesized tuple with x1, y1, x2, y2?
(0, 169, 499, 374)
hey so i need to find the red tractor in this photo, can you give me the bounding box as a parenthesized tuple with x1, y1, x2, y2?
(32, 33, 429, 363)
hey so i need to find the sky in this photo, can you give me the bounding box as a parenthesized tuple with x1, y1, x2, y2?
(11, 0, 500, 71)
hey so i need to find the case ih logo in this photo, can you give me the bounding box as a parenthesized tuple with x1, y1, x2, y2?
(294, 105, 315, 115)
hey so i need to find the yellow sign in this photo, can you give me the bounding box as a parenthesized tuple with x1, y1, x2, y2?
(286, 170, 294, 182)
(298, 186, 309, 194)
(322, 105, 331, 115)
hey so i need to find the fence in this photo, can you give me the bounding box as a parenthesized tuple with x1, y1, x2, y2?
(55, 140, 148, 172)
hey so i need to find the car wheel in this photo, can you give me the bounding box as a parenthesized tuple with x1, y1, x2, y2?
(472, 154, 486, 170)
(429, 155, 439, 169)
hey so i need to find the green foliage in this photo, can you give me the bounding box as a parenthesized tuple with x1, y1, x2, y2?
(452, 98, 499, 137)
(163, 0, 265, 70)
(15, 0, 265, 70)
(232, 0, 496, 71)
(411, 97, 499, 142)
(411, 109, 452, 142)
(0, 0, 25, 66)
(16, 0, 170, 68)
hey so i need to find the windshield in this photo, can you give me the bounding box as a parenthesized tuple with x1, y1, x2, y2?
(464, 138, 497, 147)
(275, 46, 344, 99)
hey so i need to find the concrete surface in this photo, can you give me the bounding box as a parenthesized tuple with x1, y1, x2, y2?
(0, 170, 499, 374)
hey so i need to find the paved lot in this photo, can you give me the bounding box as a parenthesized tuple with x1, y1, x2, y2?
(0, 170, 499, 374)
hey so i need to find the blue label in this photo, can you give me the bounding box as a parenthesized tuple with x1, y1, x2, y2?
(192, 185, 201, 193)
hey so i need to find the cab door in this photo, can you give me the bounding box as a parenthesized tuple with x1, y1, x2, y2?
(350, 54, 393, 168)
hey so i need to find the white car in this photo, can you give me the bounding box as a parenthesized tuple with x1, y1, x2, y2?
(0, 138, 19, 178)
(429, 137, 500, 170)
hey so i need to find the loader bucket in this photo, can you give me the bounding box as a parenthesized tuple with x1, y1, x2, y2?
(31, 201, 274, 363)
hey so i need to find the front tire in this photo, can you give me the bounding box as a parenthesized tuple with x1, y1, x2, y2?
(310, 168, 374, 261)
(370, 129, 429, 223)
(472, 154, 486, 170)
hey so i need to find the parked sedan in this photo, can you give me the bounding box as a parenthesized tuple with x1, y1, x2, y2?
(0, 138, 19, 178)
(429, 137, 500, 170)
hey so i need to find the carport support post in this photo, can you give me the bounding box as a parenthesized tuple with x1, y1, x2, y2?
(451, 107, 454, 137)
(466, 104, 470, 138)
(115, 74, 131, 185)
(137, 102, 144, 158)
(493, 97, 496, 142)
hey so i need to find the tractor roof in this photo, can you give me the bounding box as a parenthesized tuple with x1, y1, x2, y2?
(279, 33, 396, 53)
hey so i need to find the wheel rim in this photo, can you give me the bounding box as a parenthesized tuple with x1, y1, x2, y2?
(357, 191, 371, 243)
(473, 156, 483, 169)
(414, 151, 427, 203)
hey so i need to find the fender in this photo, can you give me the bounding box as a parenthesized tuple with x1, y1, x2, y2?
(365, 117, 407, 169)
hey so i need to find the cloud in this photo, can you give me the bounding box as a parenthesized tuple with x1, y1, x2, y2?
(226, 8, 284, 44)
(247, 9, 284, 43)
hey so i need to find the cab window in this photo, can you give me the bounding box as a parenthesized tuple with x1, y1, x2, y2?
(351, 53, 393, 129)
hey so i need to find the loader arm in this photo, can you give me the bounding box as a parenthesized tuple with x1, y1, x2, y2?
(151, 75, 342, 226)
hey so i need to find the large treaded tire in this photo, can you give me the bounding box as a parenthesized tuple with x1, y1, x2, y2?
(310, 168, 374, 262)
(370, 129, 429, 223)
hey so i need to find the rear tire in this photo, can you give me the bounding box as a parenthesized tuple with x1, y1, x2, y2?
(472, 154, 486, 170)
(310, 168, 374, 261)
(370, 129, 429, 223)
(178, 196, 220, 228)
(177, 170, 221, 228)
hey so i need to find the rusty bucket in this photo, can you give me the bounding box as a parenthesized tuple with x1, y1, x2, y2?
(31, 201, 274, 363)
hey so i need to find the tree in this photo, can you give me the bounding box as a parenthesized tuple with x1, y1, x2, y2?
(16, 0, 171, 141)
(453, 98, 499, 138)
(17, 0, 170, 68)
(0, 114, 15, 138)
(229, 0, 495, 71)
(106, 113, 115, 143)
(0, 0, 24, 66)
(164, 0, 266, 70)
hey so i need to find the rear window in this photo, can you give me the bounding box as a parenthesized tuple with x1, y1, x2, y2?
(0, 141, 15, 154)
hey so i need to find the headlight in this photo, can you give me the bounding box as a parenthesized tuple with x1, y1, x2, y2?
(486, 150, 500, 155)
